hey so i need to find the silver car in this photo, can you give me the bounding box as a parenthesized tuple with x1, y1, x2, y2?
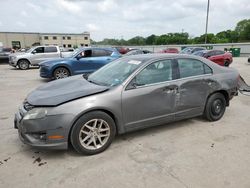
(9, 46, 61, 70)
(15, 54, 239, 155)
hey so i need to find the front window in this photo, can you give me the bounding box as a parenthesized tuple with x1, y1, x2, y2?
(88, 58, 142, 86)
(33, 47, 44, 53)
(135, 60, 172, 86)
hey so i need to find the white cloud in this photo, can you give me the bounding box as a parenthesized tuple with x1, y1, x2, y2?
(86, 23, 100, 32)
(97, 0, 118, 12)
(16, 21, 26, 27)
(0, 0, 249, 41)
(20, 11, 28, 17)
(57, 0, 82, 13)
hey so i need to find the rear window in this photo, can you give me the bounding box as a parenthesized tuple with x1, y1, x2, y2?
(177, 58, 212, 78)
(45, 47, 58, 53)
(92, 49, 112, 57)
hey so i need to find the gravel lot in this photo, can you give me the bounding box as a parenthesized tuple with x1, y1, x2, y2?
(0, 58, 250, 188)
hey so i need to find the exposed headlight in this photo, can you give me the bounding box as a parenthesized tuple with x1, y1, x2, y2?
(11, 56, 17, 60)
(23, 108, 47, 120)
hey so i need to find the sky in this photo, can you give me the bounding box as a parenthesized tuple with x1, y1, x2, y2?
(0, 0, 249, 41)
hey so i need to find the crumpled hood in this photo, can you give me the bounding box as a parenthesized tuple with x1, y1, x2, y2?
(27, 75, 109, 106)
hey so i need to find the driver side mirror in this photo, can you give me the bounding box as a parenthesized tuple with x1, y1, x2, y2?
(126, 78, 138, 90)
(32, 50, 37, 54)
(76, 52, 85, 60)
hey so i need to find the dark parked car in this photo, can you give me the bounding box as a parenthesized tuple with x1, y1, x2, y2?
(0, 47, 12, 63)
(15, 54, 239, 155)
(180, 47, 206, 54)
(39, 47, 121, 79)
(160, 48, 179, 53)
(125, 49, 153, 56)
(193, 50, 233, 66)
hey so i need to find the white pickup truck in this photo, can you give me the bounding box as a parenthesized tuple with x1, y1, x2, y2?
(9, 46, 62, 70)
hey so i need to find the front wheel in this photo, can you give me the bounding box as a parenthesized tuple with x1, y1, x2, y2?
(18, 60, 30, 70)
(204, 93, 226, 121)
(53, 67, 70, 79)
(70, 111, 116, 155)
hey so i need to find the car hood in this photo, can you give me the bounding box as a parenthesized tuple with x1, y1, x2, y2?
(27, 75, 109, 106)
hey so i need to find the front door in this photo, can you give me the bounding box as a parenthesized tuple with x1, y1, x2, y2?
(122, 59, 177, 131)
(30, 47, 45, 65)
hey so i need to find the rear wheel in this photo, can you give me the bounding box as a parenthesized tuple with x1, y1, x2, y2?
(204, 93, 226, 121)
(53, 67, 70, 79)
(18, 60, 30, 70)
(224, 60, 230, 67)
(70, 111, 116, 155)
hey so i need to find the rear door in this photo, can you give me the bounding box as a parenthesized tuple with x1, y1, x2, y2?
(43, 46, 60, 61)
(174, 58, 213, 119)
(122, 59, 177, 131)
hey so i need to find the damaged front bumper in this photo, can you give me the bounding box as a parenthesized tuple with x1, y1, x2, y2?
(14, 105, 73, 150)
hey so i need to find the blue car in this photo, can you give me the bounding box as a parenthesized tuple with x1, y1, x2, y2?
(39, 47, 121, 79)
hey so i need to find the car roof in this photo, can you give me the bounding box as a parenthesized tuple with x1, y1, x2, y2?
(118, 53, 223, 70)
(78, 47, 117, 51)
(119, 53, 195, 61)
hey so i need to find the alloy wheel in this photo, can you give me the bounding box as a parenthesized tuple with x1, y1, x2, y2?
(54, 68, 69, 79)
(79, 119, 110, 150)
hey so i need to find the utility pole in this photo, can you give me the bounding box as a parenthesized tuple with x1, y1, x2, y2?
(205, 0, 210, 44)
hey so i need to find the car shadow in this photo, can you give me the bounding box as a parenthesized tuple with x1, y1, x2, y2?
(9, 67, 39, 71)
(19, 116, 209, 158)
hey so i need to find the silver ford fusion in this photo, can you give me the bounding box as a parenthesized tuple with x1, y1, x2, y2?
(15, 54, 239, 155)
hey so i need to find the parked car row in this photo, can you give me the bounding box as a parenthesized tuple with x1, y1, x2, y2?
(0, 47, 13, 62)
(5, 44, 235, 82)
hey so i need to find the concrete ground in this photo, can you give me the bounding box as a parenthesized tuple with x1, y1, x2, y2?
(0, 58, 250, 188)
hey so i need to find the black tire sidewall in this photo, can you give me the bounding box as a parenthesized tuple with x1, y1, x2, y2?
(18, 60, 29, 70)
(70, 111, 116, 155)
(204, 93, 226, 121)
(224, 60, 230, 67)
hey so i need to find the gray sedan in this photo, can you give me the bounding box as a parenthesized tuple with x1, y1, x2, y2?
(15, 54, 239, 155)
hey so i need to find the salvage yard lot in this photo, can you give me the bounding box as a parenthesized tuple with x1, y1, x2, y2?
(0, 57, 250, 188)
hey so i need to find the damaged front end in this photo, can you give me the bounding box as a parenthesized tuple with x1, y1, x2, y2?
(238, 76, 250, 96)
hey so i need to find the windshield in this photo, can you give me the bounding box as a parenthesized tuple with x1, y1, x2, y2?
(70, 48, 82, 58)
(88, 58, 142, 86)
(193, 51, 206, 56)
(26, 47, 36, 53)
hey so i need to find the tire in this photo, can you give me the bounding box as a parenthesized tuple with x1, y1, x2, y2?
(53, 67, 70, 79)
(70, 111, 116, 155)
(204, 93, 226, 121)
(18, 60, 30, 70)
(224, 60, 230, 67)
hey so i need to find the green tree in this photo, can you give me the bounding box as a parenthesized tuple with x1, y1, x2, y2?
(235, 19, 250, 41)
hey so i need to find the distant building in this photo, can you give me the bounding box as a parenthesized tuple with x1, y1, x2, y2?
(0, 31, 90, 49)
